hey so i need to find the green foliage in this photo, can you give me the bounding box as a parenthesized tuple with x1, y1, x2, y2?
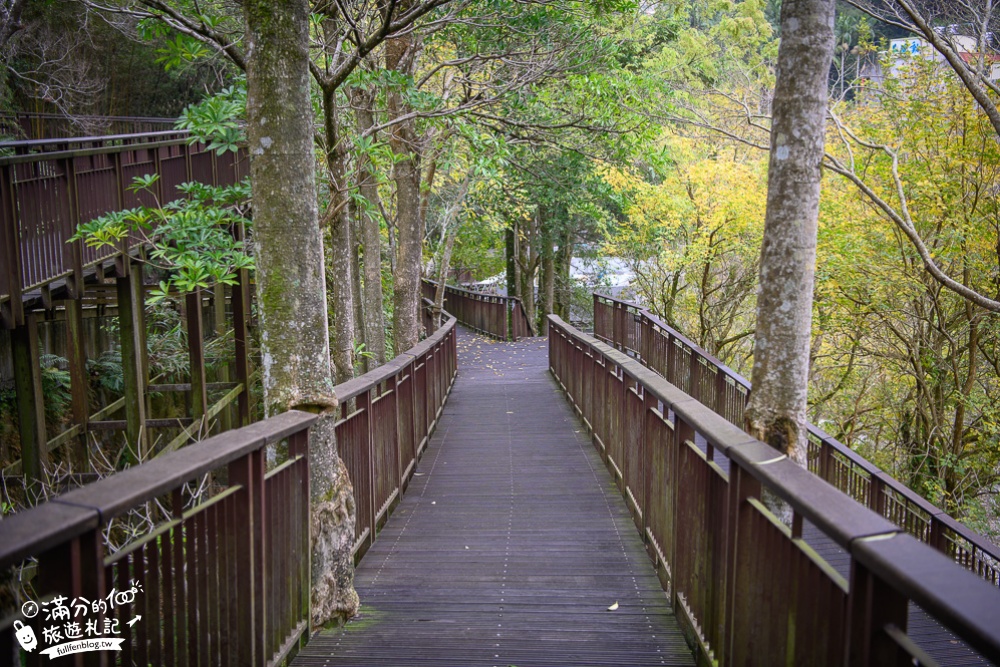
(176, 80, 247, 154)
(87, 350, 124, 396)
(155, 33, 213, 71)
(71, 174, 252, 303)
(38, 355, 71, 425)
(812, 54, 1000, 521)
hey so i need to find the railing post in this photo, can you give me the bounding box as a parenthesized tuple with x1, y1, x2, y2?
(723, 461, 762, 666)
(233, 250, 252, 426)
(690, 352, 702, 403)
(846, 561, 909, 667)
(639, 314, 649, 364)
(666, 332, 676, 386)
(714, 368, 727, 417)
(593, 294, 600, 339)
(818, 440, 833, 484)
(61, 154, 84, 299)
(12, 312, 47, 496)
(289, 429, 312, 641)
(65, 297, 89, 468)
(614, 302, 624, 351)
(868, 475, 886, 517)
(112, 150, 126, 211)
(116, 261, 148, 461)
(214, 283, 234, 432)
(229, 448, 267, 665)
(361, 388, 376, 548)
(928, 517, 947, 554)
(152, 142, 165, 203)
(187, 289, 208, 423)
(670, 414, 694, 609)
(169, 488, 189, 665)
(35, 530, 106, 666)
(1, 163, 24, 328)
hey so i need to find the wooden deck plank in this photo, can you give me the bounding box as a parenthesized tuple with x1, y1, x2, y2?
(292, 329, 695, 667)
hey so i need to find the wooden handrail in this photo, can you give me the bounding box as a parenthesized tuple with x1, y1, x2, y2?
(0, 130, 190, 158)
(0, 131, 248, 328)
(592, 291, 1000, 587)
(549, 314, 1000, 665)
(0, 113, 178, 142)
(336, 312, 459, 559)
(421, 278, 534, 340)
(0, 409, 316, 665)
(0, 315, 461, 663)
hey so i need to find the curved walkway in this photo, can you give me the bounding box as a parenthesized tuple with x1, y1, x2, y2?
(292, 329, 695, 667)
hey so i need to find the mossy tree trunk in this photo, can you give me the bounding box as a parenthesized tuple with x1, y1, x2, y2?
(351, 85, 387, 368)
(743, 0, 835, 466)
(505, 224, 518, 339)
(244, 0, 358, 625)
(537, 207, 555, 335)
(432, 177, 470, 329)
(321, 83, 357, 384)
(385, 0, 424, 352)
(554, 225, 573, 321)
(518, 215, 537, 328)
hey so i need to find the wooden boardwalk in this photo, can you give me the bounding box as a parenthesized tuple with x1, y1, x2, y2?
(292, 330, 695, 667)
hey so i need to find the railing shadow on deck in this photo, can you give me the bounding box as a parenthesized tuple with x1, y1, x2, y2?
(593, 293, 1000, 589)
(549, 315, 1000, 667)
(0, 313, 458, 665)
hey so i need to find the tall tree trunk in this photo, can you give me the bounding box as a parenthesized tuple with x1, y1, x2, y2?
(434, 230, 458, 330)
(506, 224, 518, 339)
(743, 0, 835, 465)
(386, 3, 424, 352)
(554, 226, 573, 321)
(538, 210, 555, 335)
(350, 196, 365, 362)
(244, 0, 358, 624)
(350, 86, 387, 367)
(505, 224, 517, 296)
(518, 216, 536, 327)
(432, 178, 470, 329)
(322, 85, 356, 384)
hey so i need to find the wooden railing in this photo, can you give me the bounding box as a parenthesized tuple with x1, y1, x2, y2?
(549, 315, 1000, 666)
(0, 131, 248, 328)
(593, 293, 1000, 588)
(332, 311, 458, 560)
(0, 410, 315, 666)
(0, 312, 459, 663)
(0, 113, 178, 140)
(421, 279, 533, 341)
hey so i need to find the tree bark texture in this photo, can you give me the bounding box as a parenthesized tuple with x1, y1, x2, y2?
(554, 226, 572, 321)
(431, 178, 469, 329)
(350, 87, 388, 367)
(322, 85, 357, 384)
(350, 196, 366, 361)
(386, 10, 424, 352)
(244, 0, 358, 624)
(538, 209, 555, 335)
(505, 225, 518, 339)
(743, 0, 835, 466)
(518, 217, 536, 327)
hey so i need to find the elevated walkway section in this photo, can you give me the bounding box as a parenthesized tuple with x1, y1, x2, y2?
(293, 329, 695, 666)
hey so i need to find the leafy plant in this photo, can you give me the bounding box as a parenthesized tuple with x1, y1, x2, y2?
(176, 79, 247, 154)
(71, 174, 253, 304)
(88, 350, 124, 396)
(38, 354, 71, 425)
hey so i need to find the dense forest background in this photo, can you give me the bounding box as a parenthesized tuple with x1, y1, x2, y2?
(0, 0, 998, 538)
